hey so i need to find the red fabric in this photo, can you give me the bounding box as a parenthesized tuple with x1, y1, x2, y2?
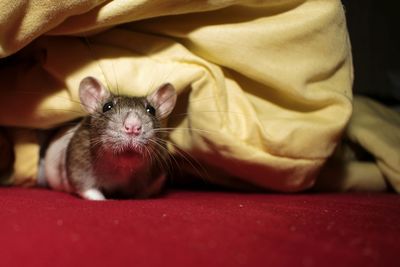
(1, 187, 399, 267)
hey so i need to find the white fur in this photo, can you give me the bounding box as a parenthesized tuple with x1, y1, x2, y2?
(44, 126, 78, 193)
(80, 188, 106, 201)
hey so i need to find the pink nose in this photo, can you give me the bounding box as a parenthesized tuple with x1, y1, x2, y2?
(124, 123, 142, 135)
(124, 116, 142, 136)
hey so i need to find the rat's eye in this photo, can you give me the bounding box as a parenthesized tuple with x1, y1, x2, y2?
(102, 101, 114, 113)
(146, 104, 156, 116)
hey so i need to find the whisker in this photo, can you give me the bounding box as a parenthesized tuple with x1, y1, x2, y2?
(151, 136, 210, 182)
(111, 59, 120, 96)
(154, 127, 221, 137)
(83, 37, 114, 92)
(39, 108, 84, 115)
(147, 139, 172, 172)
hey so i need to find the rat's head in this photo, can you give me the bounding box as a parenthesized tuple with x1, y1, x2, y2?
(78, 76, 177, 153)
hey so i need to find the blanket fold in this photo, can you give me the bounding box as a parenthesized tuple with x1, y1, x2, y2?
(316, 96, 400, 192)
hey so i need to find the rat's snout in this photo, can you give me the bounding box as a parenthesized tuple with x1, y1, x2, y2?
(123, 112, 142, 136)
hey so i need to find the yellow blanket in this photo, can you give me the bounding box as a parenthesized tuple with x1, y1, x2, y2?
(316, 96, 400, 192)
(0, 0, 358, 191)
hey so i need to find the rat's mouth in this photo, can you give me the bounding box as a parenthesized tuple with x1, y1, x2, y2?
(99, 129, 156, 154)
(109, 136, 155, 154)
(113, 140, 147, 153)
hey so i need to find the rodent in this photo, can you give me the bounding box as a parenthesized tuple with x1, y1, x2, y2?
(43, 76, 177, 200)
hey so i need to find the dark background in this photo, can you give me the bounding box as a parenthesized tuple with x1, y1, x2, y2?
(342, 0, 400, 106)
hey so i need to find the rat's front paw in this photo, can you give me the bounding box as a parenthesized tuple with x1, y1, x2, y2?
(79, 188, 106, 201)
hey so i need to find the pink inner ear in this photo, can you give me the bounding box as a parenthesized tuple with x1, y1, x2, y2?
(79, 76, 110, 114)
(149, 83, 177, 119)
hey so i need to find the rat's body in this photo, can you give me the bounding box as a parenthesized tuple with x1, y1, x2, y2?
(44, 76, 177, 200)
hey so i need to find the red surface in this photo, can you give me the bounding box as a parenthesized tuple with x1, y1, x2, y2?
(0, 187, 399, 267)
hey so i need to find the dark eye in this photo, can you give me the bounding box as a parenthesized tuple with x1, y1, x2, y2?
(146, 104, 156, 116)
(102, 101, 114, 113)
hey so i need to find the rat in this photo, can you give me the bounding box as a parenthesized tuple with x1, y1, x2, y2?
(43, 76, 177, 200)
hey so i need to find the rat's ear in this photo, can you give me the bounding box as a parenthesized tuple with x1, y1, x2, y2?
(147, 83, 177, 119)
(79, 76, 110, 114)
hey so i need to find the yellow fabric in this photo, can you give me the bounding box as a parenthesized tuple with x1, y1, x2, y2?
(316, 96, 400, 192)
(1, 129, 39, 187)
(0, 0, 353, 191)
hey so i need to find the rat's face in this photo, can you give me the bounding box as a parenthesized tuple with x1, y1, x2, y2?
(90, 95, 160, 153)
(78, 76, 177, 154)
